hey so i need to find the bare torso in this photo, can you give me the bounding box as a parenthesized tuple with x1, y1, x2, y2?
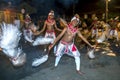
(62, 25, 78, 43)
(45, 20, 55, 31)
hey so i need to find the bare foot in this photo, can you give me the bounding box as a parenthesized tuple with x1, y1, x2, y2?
(76, 70, 85, 75)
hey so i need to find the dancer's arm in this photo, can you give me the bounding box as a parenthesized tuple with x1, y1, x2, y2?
(59, 18, 68, 27)
(77, 30, 92, 47)
(49, 27, 67, 50)
(34, 21, 46, 35)
(54, 21, 62, 32)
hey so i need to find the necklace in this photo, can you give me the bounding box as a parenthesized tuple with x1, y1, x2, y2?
(68, 24, 78, 34)
(47, 18, 54, 23)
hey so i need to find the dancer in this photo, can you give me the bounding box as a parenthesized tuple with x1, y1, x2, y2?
(31, 10, 62, 67)
(35, 10, 62, 52)
(49, 14, 93, 75)
(36, 10, 62, 38)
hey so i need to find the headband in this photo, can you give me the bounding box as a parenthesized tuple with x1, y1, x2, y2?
(48, 11, 54, 16)
(71, 16, 79, 22)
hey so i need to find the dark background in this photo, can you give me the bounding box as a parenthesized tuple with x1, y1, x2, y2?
(1, 0, 120, 16)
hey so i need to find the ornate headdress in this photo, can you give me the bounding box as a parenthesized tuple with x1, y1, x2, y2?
(71, 14, 80, 22)
(48, 10, 54, 16)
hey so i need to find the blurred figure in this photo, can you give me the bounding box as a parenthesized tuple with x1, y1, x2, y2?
(24, 13, 31, 28)
(13, 17, 20, 29)
(108, 17, 119, 41)
(90, 17, 99, 38)
(49, 14, 93, 75)
(35, 10, 62, 52)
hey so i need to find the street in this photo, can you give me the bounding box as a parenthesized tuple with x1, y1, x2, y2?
(0, 35, 120, 80)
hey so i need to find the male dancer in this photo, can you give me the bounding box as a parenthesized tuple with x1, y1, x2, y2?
(49, 14, 93, 75)
(36, 10, 62, 52)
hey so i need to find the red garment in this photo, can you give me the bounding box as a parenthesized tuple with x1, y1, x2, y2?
(72, 45, 77, 51)
(60, 40, 77, 53)
(46, 30, 56, 35)
(46, 30, 54, 33)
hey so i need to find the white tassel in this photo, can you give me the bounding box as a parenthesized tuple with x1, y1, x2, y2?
(0, 23, 26, 66)
(33, 36, 54, 46)
(97, 32, 106, 43)
(10, 53, 26, 67)
(87, 49, 95, 59)
(32, 55, 48, 67)
(0, 24, 21, 49)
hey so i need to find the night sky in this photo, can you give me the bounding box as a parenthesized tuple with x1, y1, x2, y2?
(1, 0, 120, 16)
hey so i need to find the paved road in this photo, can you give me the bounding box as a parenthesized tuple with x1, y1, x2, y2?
(0, 37, 54, 80)
(0, 35, 120, 80)
(20, 39, 120, 80)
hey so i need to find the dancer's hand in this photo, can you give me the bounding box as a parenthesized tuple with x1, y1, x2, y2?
(91, 45, 96, 49)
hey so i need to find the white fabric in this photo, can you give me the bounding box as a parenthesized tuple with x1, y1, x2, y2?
(32, 55, 48, 67)
(23, 29, 34, 43)
(45, 31, 56, 43)
(32, 37, 54, 46)
(54, 41, 80, 70)
(0, 23, 26, 66)
(75, 57, 80, 71)
(71, 16, 79, 22)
